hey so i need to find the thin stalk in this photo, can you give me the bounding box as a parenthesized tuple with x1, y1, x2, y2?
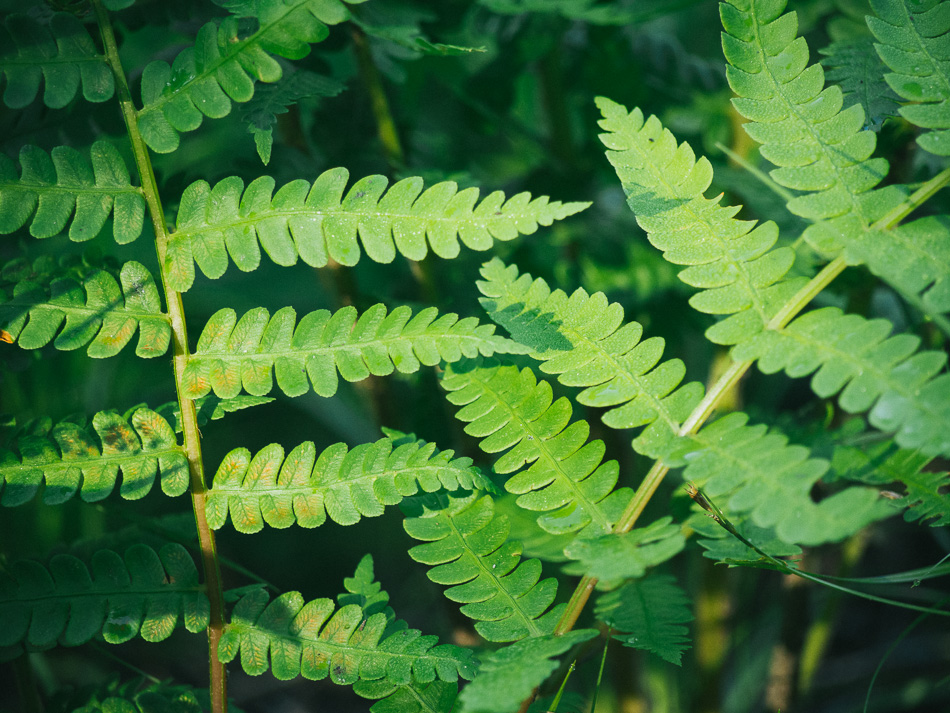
(351, 26, 404, 169)
(91, 3, 227, 711)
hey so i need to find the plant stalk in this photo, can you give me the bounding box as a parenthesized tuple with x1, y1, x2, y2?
(92, 3, 227, 711)
(351, 26, 404, 169)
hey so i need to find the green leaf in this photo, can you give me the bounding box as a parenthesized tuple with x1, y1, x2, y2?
(166, 168, 590, 291)
(820, 35, 901, 131)
(595, 573, 693, 665)
(0, 261, 170, 358)
(0, 543, 209, 660)
(563, 517, 685, 583)
(355, 680, 458, 713)
(0, 141, 146, 243)
(689, 511, 802, 566)
(66, 681, 203, 713)
(0, 408, 188, 507)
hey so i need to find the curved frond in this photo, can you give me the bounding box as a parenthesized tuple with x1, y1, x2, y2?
(218, 587, 476, 683)
(182, 304, 520, 400)
(0, 408, 188, 507)
(0, 141, 146, 243)
(441, 359, 631, 534)
(206, 435, 493, 532)
(869, 0, 950, 155)
(166, 168, 590, 291)
(0, 543, 209, 660)
(477, 259, 704, 456)
(595, 98, 807, 345)
(404, 492, 562, 643)
(0, 261, 170, 358)
(820, 36, 901, 131)
(136, 0, 362, 153)
(0, 13, 114, 109)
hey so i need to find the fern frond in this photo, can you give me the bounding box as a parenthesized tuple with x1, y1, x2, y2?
(477, 259, 704, 457)
(0, 261, 170, 358)
(0, 543, 209, 660)
(182, 304, 519, 400)
(595, 98, 808, 346)
(0, 407, 188, 507)
(690, 513, 802, 566)
(562, 516, 685, 582)
(404, 492, 562, 643)
(355, 680, 458, 713)
(0, 12, 114, 109)
(868, 0, 950, 155)
(136, 0, 363, 153)
(63, 680, 203, 713)
(594, 573, 693, 665)
(206, 435, 493, 532)
(441, 359, 632, 535)
(166, 168, 590, 291)
(218, 587, 476, 683)
(0, 141, 146, 243)
(820, 36, 901, 131)
(455, 629, 598, 713)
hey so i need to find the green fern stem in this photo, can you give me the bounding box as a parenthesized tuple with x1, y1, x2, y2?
(91, 3, 227, 712)
(351, 26, 404, 169)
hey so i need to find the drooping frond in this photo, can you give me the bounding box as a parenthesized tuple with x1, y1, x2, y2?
(218, 587, 476, 683)
(0, 141, 146, 243)
(182, 304, 520, 400)
(594, 573, 693, 665)
(441, 359, 631, 535)
(206, 435, 493, 532)
(455, 630, 598, 713)
(136, 0, 364, 153)
(166, 168, 590, 291)
(721, 0, 891, 252)
(1, 261, 170, 358)
(0, 543, 209, 660)
(0, 13, 114, 109)
(0, 407, 188, 507)
(562, 516, 685, 583)
(820, 36, 901, 131)
(868, 0, 950, 155)
(404, 492, 563, 642)
(477, 259, 704, 457)
(595, 98, 807, 346)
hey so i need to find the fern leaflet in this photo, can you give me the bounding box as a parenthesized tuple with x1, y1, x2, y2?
(562, 516, 685, 583)
(166, 168, 590, 292)
(1, 261, 170, 358)
(0, 543, 209, 660)
(65, 680, 203, 713)
(1, 407, 188, 507)
(820, 35, 901, 131)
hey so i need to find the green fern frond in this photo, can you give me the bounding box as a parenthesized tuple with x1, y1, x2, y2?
(441, 359, 632, 535)
(0, 141, 146, 243)
(206, 435, 492, 532)
(0, 12, 114, 109)
(355, 680, 458, 713)
(562, 516, 685, 583)
(136, 0, 363, 153)
(0, 407, 188, 507)
(0, 543, 209, 660)
(594, 98, 808, 346)
(477, 260, 704, 457)
(455, 629, 598, 713)
(158, 393, 277, 434)
(65, 680, 203, 713)
(594, 573, 693, 665)
(690, 512, 802, 566)
(218, 587, 476, 683)
(182, 304, 519, 400)
(166, 168, 590, 292)
(0, 261, 170, 358)
(404, 492, 563, 643)
(820, 35, 901, 131)
(868, 0, 950, 155)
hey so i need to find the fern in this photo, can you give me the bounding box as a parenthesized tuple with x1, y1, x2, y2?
(206, 435, 493, 532)
(820, 35, 901, 131)
(0, 407, 188, 507)
(404, 492, 563, 642)
(0, 141, 146, 243)
(166, 168, 590, 292)
(594, 573, 693, 665)
(868, 0, 950, 155)
(218, 587, 477, 683)
(441, 359, 632, 535)
(0, 12, 114, 109)
(136, 0, 364, 153)
(61, 680, 203, 713)
(0, 261, 170, 358)
(0, 543, 209, 660)
(182, 304, 519, 400)
(562, 516, 685, 583)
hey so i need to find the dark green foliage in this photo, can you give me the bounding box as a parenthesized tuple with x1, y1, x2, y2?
(820, 36, 901, 130)
(64, 680, 204, 713)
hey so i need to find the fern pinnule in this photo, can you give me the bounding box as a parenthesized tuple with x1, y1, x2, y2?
(206, 435, 493, 532)
(0, 408, 188, 507)
(819, 36, 901, 131)
(0, 543, 209, 660)
(166, 168, 590, 291)
(1, 261, 170, 358)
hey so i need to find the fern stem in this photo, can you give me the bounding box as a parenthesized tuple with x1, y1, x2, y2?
(351, 26, 405, 169)
(91, 3, 228, 711)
